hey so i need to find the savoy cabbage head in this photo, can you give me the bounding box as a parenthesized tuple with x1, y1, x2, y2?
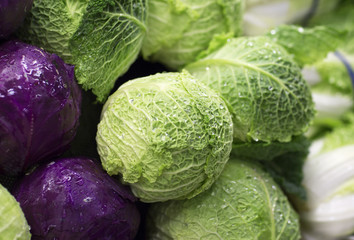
(17, 0, 147, 102)
(146, 158, 301, 240)
(96, 71, 233, 202)
(185, 36, 315, 143)
(263, 24, 350, 131)
(141, 0, 244, 70)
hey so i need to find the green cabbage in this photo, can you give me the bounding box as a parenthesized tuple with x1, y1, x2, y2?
(17, 0, 147, 102)
(185, 36, 315, 143)
(96, 71, 233, 202)
(0, 184, 31, 240)
(141, 0, 244, 70)
(146, 158, 301, 240)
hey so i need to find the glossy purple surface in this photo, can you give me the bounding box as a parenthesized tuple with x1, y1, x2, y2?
(0, 0, 33, 39)
(12, 157, 141, 240)
(0, 40, 81, 175)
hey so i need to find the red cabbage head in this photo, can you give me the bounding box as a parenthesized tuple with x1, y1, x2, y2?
(12, 157, 141, 240)
(0, 40, 81, 175)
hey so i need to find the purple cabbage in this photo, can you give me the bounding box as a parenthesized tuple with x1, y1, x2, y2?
(0, 40, 81, 176)
(0, 0, 33, 39)
(12, 157, 141, 240)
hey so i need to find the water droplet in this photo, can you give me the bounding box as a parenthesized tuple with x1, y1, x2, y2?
(7, 88, 15, 96)
(129, 98, 134, 103)
(268, 86, 273, 91)
(83, 197, 93, 203)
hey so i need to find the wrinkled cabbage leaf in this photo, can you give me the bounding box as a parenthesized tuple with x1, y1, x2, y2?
(146, 158, 301, 240)
(232, 134, 310, 199)
(17, 0, 147, 102)
(185, 36, 315, 143)
(96, 71, 233, 202)
(142, 0, 244, 70)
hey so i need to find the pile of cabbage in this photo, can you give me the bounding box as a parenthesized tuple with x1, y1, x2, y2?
(0, 0, 353, 239)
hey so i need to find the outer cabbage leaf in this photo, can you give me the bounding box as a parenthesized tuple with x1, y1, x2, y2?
(0, 184, 31, 240)
(96, 71, 233, 202)
(185, 36, 315, 143)
(142, 0, 244, 70)
(265, 25, 346, 66)
(231, 135, 309, 162)
(231, 135, 310, 199)
(146, 158, 301, 240)
(17, 0, 147, 102)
